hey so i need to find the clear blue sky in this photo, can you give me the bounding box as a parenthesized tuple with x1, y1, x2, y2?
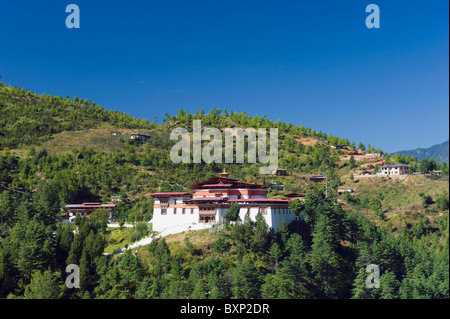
(0, 0, 448, 153)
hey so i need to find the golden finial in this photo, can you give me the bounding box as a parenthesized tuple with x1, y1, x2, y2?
(220, 168, 229, 178)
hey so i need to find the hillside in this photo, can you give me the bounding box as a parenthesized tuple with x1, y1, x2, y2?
(0, 81, 448, 300)
(0, 80, 447, 222)
(0, 82, 157, 149)
(395, 140, 449, 163)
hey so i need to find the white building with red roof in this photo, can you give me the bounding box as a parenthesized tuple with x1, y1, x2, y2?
(64, 202, 116, 222)
(150, 170, 303, 232)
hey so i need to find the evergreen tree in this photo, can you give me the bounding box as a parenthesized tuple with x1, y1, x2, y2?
(232, 261, 263, 299)
(0, 190, 15, 227)
(152, 238, 171, 276)
(16, 219, 57, 281)
(224, 203, 240, 224)
(351, 267, 377, 299)
(288, 199, 304, 233)
(135, 276, 164, 299)
(116, 249, 145, 298)
(191, 280, 208, 299)
(283, 233, 307, 283)
(24, 269, 63, 299)
(251, 212, 269, 254)
(379, 270, 399, 299)
(275, 219, 290, 253)
(261, 271, 294, 299)
(268, 242, 282, 273)
(348, 156, 357, 169)
(310, 214, 341, 298)
(66, 234, 83, 265)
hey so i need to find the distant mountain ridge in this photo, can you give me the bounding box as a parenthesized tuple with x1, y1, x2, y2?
(395, 140, 449, 163)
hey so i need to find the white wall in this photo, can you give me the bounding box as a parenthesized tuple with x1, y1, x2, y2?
(269, 207, 296, 230)
(236, 206, 295, 230)
(153, 201, 297, 232)
(238, 207, 260, 223)
(152, 197, 199, 232)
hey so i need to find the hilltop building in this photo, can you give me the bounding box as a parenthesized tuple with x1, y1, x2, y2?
(377, 164, 410, 176)
(271, 169, 288, 176)
(130, 133, 150, 142)
(151, 170, 300, 232)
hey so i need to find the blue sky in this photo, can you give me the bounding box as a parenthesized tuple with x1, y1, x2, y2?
(0, 0, 448, 153)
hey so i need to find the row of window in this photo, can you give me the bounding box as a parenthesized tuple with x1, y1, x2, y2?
(161, 207, 194, 215)
(272, 208, 291, 215)
(160, 206, 291, 215)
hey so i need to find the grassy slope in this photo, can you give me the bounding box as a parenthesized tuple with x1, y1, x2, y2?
(2, 81, 448, 243)
(340, 174, 448, 235)
(5, 111, 448, 238)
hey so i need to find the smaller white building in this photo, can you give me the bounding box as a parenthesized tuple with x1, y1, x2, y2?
(378, 164, 410, 176)
(130, 133, 150, 142)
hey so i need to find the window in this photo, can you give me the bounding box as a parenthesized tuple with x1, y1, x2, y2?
(259, 207, 267, 215)
(200, 207, 215, 215)
(182, 208, 185, 215)
(160, 200, 168, 215)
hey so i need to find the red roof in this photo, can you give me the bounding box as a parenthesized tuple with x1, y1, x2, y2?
(227, 198, 290, 203)
(283, 193, 306, 198)
(191, 176, 268, 190)
(186, 196, 228, 201)
(202, 184, 233, 187)
(65, 203, 116, 208)
(150, 192, 192, 198)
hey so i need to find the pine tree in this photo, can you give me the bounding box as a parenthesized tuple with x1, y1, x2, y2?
(67, 228, 82, 260)
(0, 190, 15, 226)
(351, 267, 377, 299)
(224, 203, 240, 224)
(310, 214, 340, 298)
(349, 156, 357, 169)
(283, 233, 307, 283)
(275, 219, 290, 253)
(268, 242, 282, 273)
(153, 238, 171, 276)
(251, 212, 269, 254)
(24, 269, 63, 299)
(135, 276, 163, 299)
(191, 280, 208, 299)
(79, 249, 93, 292)
(232, 261, 262, 299)
(288, 199, 304, 233)
(379, 270, 399, 299)
(16, 219, 57, 281)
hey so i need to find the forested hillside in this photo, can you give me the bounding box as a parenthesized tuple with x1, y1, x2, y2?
(396, 140, 449, 164)
(0, 82, 156, 149)
(0, 81, 448, 299)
